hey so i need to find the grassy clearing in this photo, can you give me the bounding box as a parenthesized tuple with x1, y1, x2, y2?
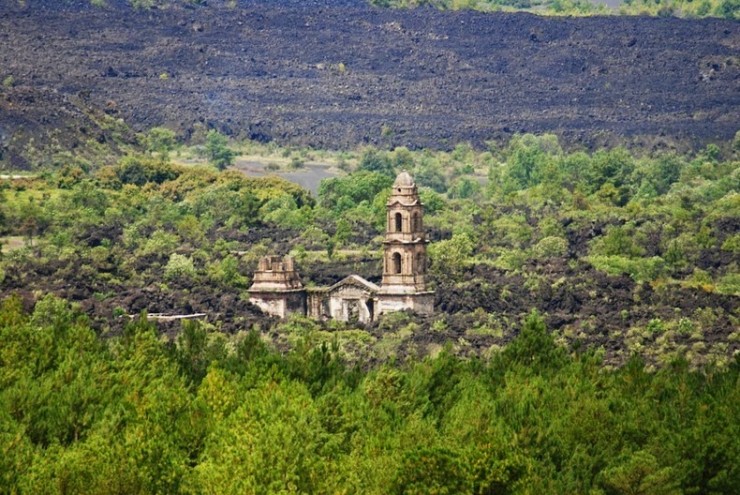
(0, 236, 28, 254)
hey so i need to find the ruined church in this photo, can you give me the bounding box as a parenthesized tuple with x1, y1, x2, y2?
(248, 171, 434, 322)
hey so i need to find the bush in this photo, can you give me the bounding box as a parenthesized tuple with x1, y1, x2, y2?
(532, 236, 568, 259)
(716, 272, 740, 296)
(358, 149, 395, 177)
(164, 253, 196, 282)
(428, 233, 474, 277)
(392, 446, 471, 495)
(114, 155, 180, 187)
(587, 255, 667, 282)
(492, 248, 527, 271)
(447, 177, 481, 199)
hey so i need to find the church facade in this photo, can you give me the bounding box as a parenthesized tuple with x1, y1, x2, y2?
(248, 172, 434, 322)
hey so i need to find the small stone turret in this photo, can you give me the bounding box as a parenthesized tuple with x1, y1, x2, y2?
(250, 256, 303, 291)
(248, 256, 306, 318)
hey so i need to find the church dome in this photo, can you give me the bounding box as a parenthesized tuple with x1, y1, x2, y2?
(393, 171, 415, 188)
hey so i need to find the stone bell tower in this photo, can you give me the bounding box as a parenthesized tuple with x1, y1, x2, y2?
(377, 171, 434, 316)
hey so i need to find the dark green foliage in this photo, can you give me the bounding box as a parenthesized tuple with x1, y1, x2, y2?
(318, 170, 393, 212)
(114, 154, 180, 186)
(204, 130, 236, 171)
(358, 149, 396, 178)
(392, 446, 471, 495)
(500, 310, 567, 373)
(1, 296, 739, 493)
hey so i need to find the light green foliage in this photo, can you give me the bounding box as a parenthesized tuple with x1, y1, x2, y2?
(368, 0, 735, 18)
(491, 214, 532, 248)
(716, 271, 740, 295)
(260, 194, 314, 229)
(721, 233, 740, 253)
(145, 127, 177, 159)
(140, 229, 180, 256)
(206, 255, 247, 288)
(428, 232, 474, 277)
(186, 380, 329, 494)
(164, 253, 196, 281)
(531, 235, 568, 259)
(2, 131, 739, 494)
(590, 223, 645, 257)
(492, 247, 527, 271)
(587, 255, 667, 282)
(501, 134, 561, 192)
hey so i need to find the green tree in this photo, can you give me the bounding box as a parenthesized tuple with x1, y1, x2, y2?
(205, 130, 236, 171)
(500, 310, 566, 373)
(428, 232, 474, 278)
(114, 154, 179, 187)
(145, 127, 177, 160)
(164, 253, 196, 282)
(359, 148, 395, 177)
(600, 451, 680, 495)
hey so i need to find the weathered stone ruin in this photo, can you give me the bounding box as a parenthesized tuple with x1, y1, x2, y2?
(248, 171, 434, 322)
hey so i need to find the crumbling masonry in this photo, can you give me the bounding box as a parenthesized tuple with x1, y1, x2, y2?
(248, 171, 434, 322)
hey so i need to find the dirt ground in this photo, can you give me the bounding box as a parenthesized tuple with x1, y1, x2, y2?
(1, 0, 738, 168)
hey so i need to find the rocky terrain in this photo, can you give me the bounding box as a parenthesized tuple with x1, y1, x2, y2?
(1, 0, 738, 168)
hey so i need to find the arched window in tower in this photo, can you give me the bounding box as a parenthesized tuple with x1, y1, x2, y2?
(412, 212, 420, 232)
(392, 252, 402, 274)
(394, 212, 403, 232)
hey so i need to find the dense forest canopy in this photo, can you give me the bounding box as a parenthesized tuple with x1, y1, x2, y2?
(1, 295, 739, 493)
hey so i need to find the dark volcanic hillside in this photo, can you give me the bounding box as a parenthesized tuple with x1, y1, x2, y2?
(1, 0, 738, 167)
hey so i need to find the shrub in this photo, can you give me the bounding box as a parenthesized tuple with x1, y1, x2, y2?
(492, 249, 527, 271)
(716, 272, 740, 296)
(428, 233, 474, 277)
(114, 155, 179, 186)
(164, 253, 196, 282)
(391, 446, 471, 495)
(532, 236, 568, 259)
(590, 224, 644, 258)
(447, 177, 481, 199)
(358, 149, 395, 177)
(587, 255, 667, 282)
